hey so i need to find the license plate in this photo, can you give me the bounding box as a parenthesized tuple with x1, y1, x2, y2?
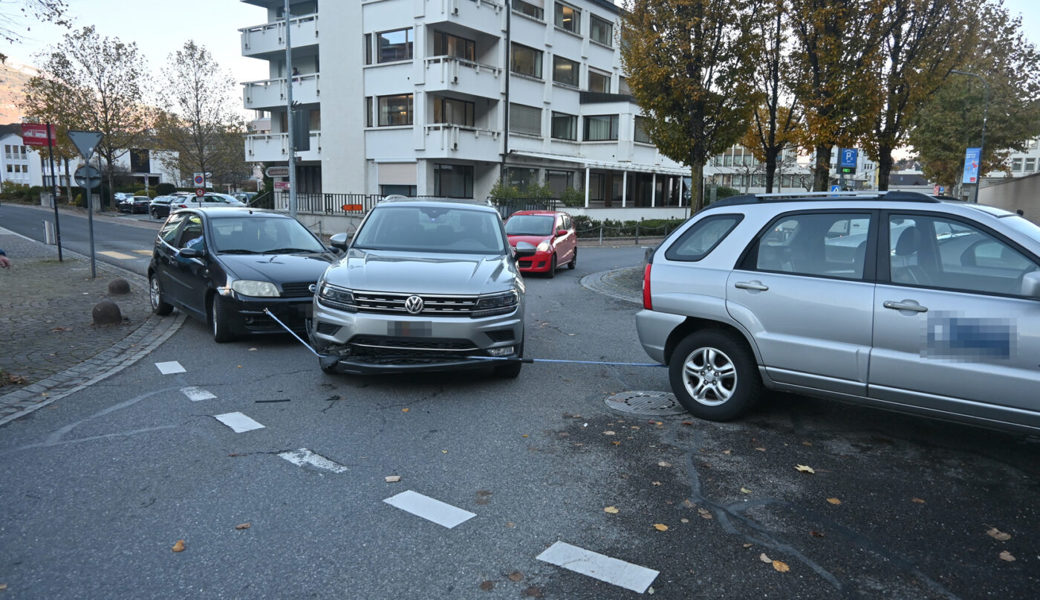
(389, 321, 432, 337)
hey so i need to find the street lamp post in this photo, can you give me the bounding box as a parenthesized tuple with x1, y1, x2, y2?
(951, 69, 989, 204)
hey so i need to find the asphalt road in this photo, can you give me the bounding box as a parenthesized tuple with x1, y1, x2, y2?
(1, 213, 1038, 599)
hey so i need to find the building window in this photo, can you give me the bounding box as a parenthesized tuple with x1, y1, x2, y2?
(1012, 158, 1023, 172)
(588, 69, 610, 93)
(512, 0, 543, 20)
(1026, 158, 1036, 172)
(554, 2, 580, 34)
(434, 97, 475, 127)
(552, 55, 579, 87)
(634, 116, 651, 144)
(618, 76, 631, 95)
(434, 164, 473, 198)
(510, 103, 542, 136)
(364, 33, 372, 65)
(583, 114, 618, 141)
(365, 97, 373, 127)
(381, 184, 417, 197)
(590, 14, 613, 46)
(434, 31, 475, 61)
(507, 167, 538, 190)
(377, 28, 413, 63)
(551, 112, 577, 140)
(511, 43, 542, 79)
(378, 94, 413, 126)
(546, 170, 572, 196)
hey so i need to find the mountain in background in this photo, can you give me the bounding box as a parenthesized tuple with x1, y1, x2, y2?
(0, 61, 38, 124)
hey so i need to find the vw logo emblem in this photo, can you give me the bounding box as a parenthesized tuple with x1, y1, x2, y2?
(404, 295, 424, 314)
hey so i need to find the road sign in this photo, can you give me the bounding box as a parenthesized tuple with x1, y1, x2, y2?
(68, 130, 102, 160)
(266, 166, 290, 178)
(962, 147, 981, 184)
(74, 165, 101, 188)
(830, 185, 840, 192)
(193, 173, 205, 186)
(274, 181, 290, 190)
(21, 123, 56, 147)
(839, 148, 858, 174)
(195, 188, 206, 197)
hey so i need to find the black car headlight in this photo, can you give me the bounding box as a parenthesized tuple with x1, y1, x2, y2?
(230, 280, 280, 297)
(317, 283, 358, 312)
(472, 290, 519, 318)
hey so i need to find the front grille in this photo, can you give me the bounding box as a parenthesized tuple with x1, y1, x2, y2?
(353, 291, 478, 316)
(281, 282, 315, 298)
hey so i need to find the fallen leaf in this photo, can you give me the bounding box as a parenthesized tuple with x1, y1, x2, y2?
(810, 530, 825, 538)
(172, 540, 185, 552)
(723, 449, 732, 455)
(987, 528, 1012, 542)
(523, 586, 543, 597)
(401, 408, 409, 412)
(631, 426, 641, 430)
(235, 523, 251, 530)
(683, 499, 694, 508)
(479, 580, 494, 591)
(442, 450, 448, 454)
(772, 560, 790, 572)
(521, 434, 528, 438)
(385, 475, 401, 483)
(801, 441, 813, 446)
(826, 498, 842, 505)
(652, 481, 662, 486)
(508, 572, 524, 582)
(603, 430, 616, 436)
(653, 523, 669, 531)
(743, 543, 753, 548)
(680, 518, 690, 523)
(604, 506, 620, 514)
(999, 551, 1016, 562)
(506, 522, 515, 528)
(248, 347, 258, 351)
(612, 441, 621, 446)
(759, 553, 772, 564)
(658, 461, 672, 468)
(912, 497, 926, 504)
(0, 584, 7, 591)
(681, 421, 693, 426)
(755, 447, 766, 452)
(697, 508, 713, 520)
(795, 464, 816, 474)
(740, 487, 752, 494)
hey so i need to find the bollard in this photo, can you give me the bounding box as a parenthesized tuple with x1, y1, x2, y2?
(43, 220, 56, 245)
(598, 224, 603, 245)
(635, 222, 640, 245)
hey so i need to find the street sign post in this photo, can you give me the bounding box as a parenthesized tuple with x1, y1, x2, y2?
(22, 123, 63, 261)
(68, 130, 103, 278)
(265, 166, 289, 178)
(74, 165, 102, 188)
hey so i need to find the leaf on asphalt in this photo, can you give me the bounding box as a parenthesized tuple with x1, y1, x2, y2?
(740, 487, 751, 494)
(506, 522, 515, 528)
(759, 553, 772, 564)
(681, 518, 690, 523)
(801, 441, 813, 446)
(912, 497, 926, 504)
(999, 551, 1016, 562)
(683, 499, 695, 508)
(248, 347, 258, 351)
(401, 408, 409, 412)
(723, 449, 732, 455)
(795, 464, 815, 474)
(612, 441, 621, 446)
(603, 430, 616, 436)
(385, 475, 401, 483)
(743, 543, 753, 548)
(755, 447, 766, 452)
(0, 584, 7, 591)
(508, 572, 524, 582)
(442, 450, 448, 454)
(523, 586, 544, 597)
(631, 426, 641, 430)
(658, 461, 672, 468)
(604, 506, 620, 514)
(681, 421, 694, 426)
(697, 508, 713, 520)
(479, 580, 494, 591)
(521, 434, 528, 438)
(773, 560, 790, 573)
(826, 497, 842, 505)
(987, 528, 1012, 542)
(171, 540, 185, 553)
(235, 523, 251, 530)
(652, 481, 662, 486)
(810, 530, 825, 538)
(653, 523, 669, 531)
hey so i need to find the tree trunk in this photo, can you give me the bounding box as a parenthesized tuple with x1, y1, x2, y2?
(814, 145, 832, 191)
(63, 158, 72, 205)
(764, 150, 778, 193)
(876, 146, 894, 192)
(691, 161, 705, 214)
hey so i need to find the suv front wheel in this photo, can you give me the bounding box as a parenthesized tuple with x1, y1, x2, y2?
(669, 330, 760, 421)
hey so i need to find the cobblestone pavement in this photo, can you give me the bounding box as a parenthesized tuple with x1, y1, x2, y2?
(0, 227, 184, 426)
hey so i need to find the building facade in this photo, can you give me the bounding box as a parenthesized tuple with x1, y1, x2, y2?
(240, 0, 690, 208)
(0, 130, 43, 189)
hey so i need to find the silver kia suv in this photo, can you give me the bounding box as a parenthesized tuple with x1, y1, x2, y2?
(637, 191, 1040, 433)
(310, 198, 532, 377)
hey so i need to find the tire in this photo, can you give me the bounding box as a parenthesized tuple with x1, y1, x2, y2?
(547, 254, 557, 279)
(668, 330, 761, 421)
(149, 275, 173, 316)
(567, 246, 577, 270)
(210, 294, 235, 343)
(493, 339, 523, 378)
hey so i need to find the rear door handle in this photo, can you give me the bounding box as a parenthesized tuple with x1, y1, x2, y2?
(734, 280, 769, 291)
(883, 300, 928, 313)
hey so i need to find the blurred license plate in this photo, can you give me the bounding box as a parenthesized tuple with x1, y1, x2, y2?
(389, 321, 432, 336)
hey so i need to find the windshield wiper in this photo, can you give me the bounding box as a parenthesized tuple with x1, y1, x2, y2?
(263, 247, 320, 254)
(219, 249, 260, 254)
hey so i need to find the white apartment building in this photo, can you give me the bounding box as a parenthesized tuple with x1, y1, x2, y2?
(239, 0, 690, 209)
(0, 130, 43, 189)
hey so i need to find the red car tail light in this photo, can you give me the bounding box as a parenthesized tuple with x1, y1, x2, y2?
(642, 263, 652, 310)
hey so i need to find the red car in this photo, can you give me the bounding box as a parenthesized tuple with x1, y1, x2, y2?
(505, 210, 577, 277)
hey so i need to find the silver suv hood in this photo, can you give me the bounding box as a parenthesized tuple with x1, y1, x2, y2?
(324, 248, 516, 295)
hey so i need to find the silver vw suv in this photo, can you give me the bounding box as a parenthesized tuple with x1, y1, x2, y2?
(310, 198, 530, 377)
(637, 191, 1040, 433)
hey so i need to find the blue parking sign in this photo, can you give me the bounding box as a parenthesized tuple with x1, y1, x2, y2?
(839, 148, 858, 168)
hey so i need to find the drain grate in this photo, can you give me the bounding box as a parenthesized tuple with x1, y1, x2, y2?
(605, 390, 687, 416)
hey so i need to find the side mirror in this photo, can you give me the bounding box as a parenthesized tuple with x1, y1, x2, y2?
(179, 247, 203, 259)
(329, 232, 352, 251)
(556, 229, 568, 237)
(1021, 271, 1040, 298)
(514, 241, 537, 258)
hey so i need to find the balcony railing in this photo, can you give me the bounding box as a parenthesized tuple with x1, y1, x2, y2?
(423, 123, 501, 159)
(243, 73, 320, 110)
(424, 57, 501, 98)
(240, 13, 319, 57)
(245, 132, 322, 162)
(424, 0, 503, 32)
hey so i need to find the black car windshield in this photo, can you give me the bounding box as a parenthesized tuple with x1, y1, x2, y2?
(505, 215, 554, 236)
(210, 216, 326, 254)
(353, 206, 506, 254)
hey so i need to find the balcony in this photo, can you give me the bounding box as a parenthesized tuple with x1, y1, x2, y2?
(245, 132, 322, 163)
(240, 13, 319, 58)
(422, 0, 504, 34)
(424, 57, 501, 99)
(243, 73, 321, 110)
(422, 124, 501, 160)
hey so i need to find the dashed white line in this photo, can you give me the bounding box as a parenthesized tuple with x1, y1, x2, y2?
(214, 412, 265, 433)
(180, 387, 216, 402)
(278, 448, 349, 473)
(536, 541, 659, 594)
(383, 490, 476, 529)
(155, 361, 185, 374)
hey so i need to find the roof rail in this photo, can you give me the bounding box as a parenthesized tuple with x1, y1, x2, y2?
(705, 190, 939, 209)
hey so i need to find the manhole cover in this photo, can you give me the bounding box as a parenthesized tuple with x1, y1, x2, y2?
(605, 391, 687, 416)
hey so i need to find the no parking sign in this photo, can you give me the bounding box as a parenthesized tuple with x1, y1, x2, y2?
(193, 173, 205, 186)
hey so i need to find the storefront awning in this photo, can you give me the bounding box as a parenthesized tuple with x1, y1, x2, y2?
(507, 150, 690, 176)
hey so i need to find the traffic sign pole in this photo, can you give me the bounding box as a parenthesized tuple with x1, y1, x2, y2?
(69, 130, 104, 279)
(46, 124, 63, 262)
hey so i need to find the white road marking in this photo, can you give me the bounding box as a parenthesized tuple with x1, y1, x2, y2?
(383, 490, 476, 529)
(155, 361, 186, 374)
(278, 448, 349, 473)
(536, 541, 659, 594)
(133, 249, 153, 255)
(180, 387, 216, 402)
(214, 412, 265, 433)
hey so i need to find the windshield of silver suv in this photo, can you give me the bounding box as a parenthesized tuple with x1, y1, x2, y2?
(352, 205, 506, 254)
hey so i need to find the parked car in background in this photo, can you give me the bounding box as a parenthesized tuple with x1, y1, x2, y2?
(148, 207, 338, 342)
(131, 195, 152, 214)
(150, 193, 192, 219)
(167, 192, 246, 212)
(504, 210, 577, 277)
(233, 191, 258, 204)
(310, 197, 534, 377)
(636, 191, 1040, 433)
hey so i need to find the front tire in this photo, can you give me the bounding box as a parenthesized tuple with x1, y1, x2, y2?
(493, 340, 524, 378)
(210, 294, 235, 343)
(547, 254, 557, 278)
(669, 330, 761, 421)
(149, 275, 173, 316)
(567, 247, 577, 269)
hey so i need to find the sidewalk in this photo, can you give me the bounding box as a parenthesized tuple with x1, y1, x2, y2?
(0, 226, 184, 426)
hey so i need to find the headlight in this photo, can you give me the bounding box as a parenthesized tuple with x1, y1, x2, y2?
(537, 241, 551, 253)
(317, 283, 358, 312)
(472, 290, 519, 318)
(230, 280, 280, 297)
